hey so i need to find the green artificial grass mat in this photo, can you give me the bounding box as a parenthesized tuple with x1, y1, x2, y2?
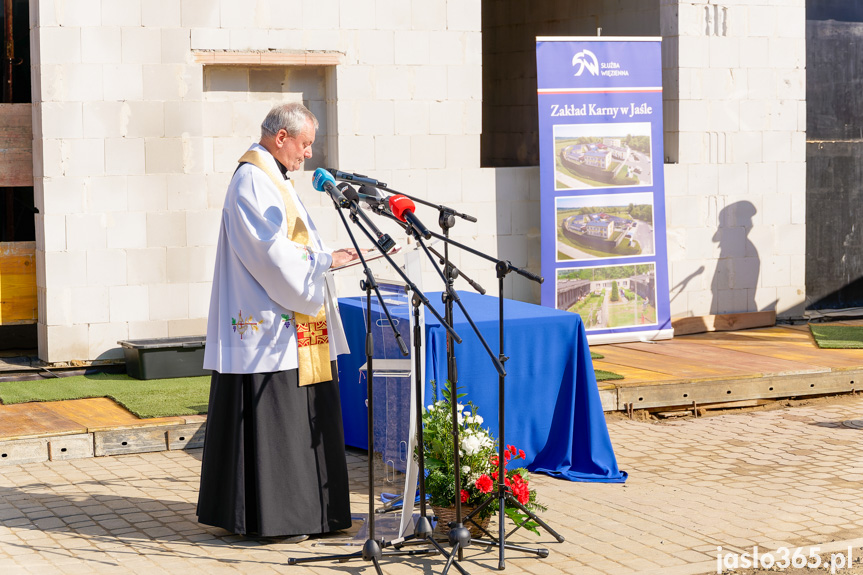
(0, 372, 211, 419)
(590, 350, 624, 381)
(0, 353, 624, 419)
(595, 370, 624, 382)
(809, 324, 863, 349)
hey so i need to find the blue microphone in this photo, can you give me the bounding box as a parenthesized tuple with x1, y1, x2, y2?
(326, 168, 387, 189)
(312, 167, 347, 206)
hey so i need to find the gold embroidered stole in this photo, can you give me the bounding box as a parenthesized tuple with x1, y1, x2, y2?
(238, 150, 331, 386)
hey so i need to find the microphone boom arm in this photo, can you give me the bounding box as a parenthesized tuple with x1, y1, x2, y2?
(426, 228, 544, 285)
(341, 202, 463, 346)
(413, 233, 506, 377)
(325, 195, 409, 357)
(369, 208, 505, 376)
(379, 187, 477, 223)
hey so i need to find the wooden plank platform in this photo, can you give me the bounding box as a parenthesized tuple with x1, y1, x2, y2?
(0, 398, 185, 441)
(615, 340, 829, 376)
(594, 322, 863, 411)
(0, 402, 87, 440)
(1, 322, 863, 447)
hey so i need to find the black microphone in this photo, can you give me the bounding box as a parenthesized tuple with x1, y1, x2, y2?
(353, 192, 387, 213)
(312, 168, 347, 207)
(389, 195, 431, 240)
(326, 168, 388, 189)
(357, 184, 389, 211)
(337, 182, 360, 205)
(337, 182, 396, 252)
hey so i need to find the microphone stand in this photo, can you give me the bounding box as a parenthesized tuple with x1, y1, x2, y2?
(370, 208, 509, 565)
(289, 192, 469, 575)
(426, 229, 564, 571)
(371, 204, 564, 569)
(429, 245, 486, 296)
(377, 186, 478, 225)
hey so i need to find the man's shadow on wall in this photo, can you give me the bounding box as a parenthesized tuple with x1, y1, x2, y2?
(709, 200, 773, 315)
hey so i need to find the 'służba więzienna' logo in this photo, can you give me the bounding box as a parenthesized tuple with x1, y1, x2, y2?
(572, 48, 630, 78)
(572, 49, 599, 76)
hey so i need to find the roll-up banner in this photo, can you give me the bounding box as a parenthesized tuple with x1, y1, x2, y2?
(536, 37, 673, 345)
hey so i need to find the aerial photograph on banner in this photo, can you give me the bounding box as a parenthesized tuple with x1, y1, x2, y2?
(553, 122, 653, 190)
(556, 192, 655, 261)
(556, 263, 657, 330)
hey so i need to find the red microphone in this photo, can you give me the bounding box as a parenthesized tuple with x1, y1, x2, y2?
(388, 195, 432, 239)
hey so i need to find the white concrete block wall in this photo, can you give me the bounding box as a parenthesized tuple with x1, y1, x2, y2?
(326, 0, 534, 303)
(128, 320, 168, 340)
(32, 0, 202, 362)
(662, 1, 806, 320)
(88, 322, 128, 360)
(28, 0, 633, 362)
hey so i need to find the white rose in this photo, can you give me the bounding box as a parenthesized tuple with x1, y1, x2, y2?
(461, 434, 482, 456)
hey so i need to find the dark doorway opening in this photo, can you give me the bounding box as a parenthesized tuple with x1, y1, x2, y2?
(806, 1, 863, 309)
(1, 0, 36, 350)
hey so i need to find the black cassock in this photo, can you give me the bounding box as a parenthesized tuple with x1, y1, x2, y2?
(196, 365, 352, 537)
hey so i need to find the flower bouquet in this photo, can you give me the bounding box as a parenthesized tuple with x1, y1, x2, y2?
(419, 381, 546, 536)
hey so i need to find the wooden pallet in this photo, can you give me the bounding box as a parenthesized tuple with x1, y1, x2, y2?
(0, 241, 37, 325)
(0, 103, 33, 187)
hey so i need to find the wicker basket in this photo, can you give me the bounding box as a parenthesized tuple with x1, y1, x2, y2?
(432, 504, 492, 538)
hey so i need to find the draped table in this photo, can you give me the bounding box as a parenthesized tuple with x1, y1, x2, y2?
(336, 291, 626, 482)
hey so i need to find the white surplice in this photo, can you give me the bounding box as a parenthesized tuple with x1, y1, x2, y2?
(203, 144, 349, 374)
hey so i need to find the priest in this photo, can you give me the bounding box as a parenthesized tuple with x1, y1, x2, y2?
(197, 102, 358, 540)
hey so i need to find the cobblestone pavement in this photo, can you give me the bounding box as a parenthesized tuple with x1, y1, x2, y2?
(4, 396, 863, 574)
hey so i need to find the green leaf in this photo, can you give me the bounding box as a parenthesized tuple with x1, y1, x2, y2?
(504, 507, 540, 536)
(425, 457, 445, 469)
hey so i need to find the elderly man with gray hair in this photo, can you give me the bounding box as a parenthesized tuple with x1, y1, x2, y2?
(197, 102, 359, 540)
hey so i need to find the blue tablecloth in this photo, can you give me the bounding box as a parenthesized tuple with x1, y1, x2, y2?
(336, 291, 627, 483)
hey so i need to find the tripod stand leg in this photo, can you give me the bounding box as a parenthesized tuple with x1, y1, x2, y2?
(499, 492, 505, 570)
(460, 487, 554, 567)
(503, 493, 565, 543)
(442, 541, 463, 575)
(288, 549, 364, 565)
(418, 538, 470, 575)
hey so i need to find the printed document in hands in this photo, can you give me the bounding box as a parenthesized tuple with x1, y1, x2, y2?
(331, 244, 402, 271)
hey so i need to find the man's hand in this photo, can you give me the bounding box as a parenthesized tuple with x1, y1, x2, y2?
(331, 248, 374, 269)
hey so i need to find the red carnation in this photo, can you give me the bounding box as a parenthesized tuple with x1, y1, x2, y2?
(491, 470, 499, 481)
(503, 450, 511, 462)
(460, 489, 469, 503)
(474, 474, 493, 494)
(518, 449, 525, 460)
(509, 445, 518, 456)
(514, 483, 530, 505)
